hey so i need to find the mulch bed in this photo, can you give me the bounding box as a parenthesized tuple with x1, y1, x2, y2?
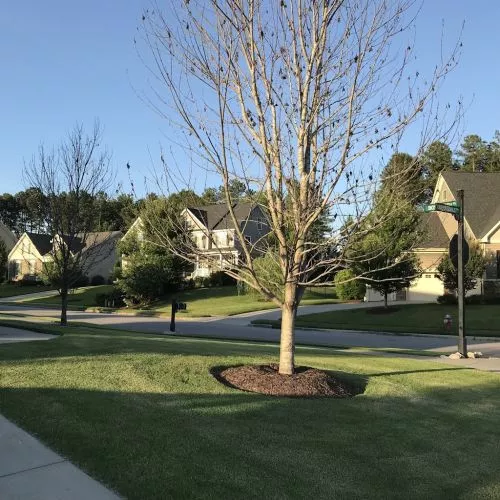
(212, 364, 353, 398)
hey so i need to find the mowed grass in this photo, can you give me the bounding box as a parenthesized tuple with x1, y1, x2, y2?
(0, 283, 53, 298)
(21, 285, 113, 308)
(154, 286, 340, 317)
(0, 323, 500, 498)
(255, 303, 500, 337)
(20, 285, 340, 317)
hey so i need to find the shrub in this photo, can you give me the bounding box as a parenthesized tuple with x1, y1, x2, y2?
(437, 293, 457, 305)
(116, 253, 183, 306)
(90, 275, 106, 286)
(208, 271, 236, 287)
(95, 289, 125, 308)
(193, 277, 205, 288)
(334, 269, 366, 301)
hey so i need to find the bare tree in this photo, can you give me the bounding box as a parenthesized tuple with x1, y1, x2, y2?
(141, 0, 460, 374)
(25, 122, 114, 326)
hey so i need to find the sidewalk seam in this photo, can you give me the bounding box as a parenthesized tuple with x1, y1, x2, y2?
(0, 459, 67, 479)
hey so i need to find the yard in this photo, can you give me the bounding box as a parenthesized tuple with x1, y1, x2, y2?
(0, 322, 500, 498)
(254, 303, 500, 337)
(0, 283, 53, 298)
(19, 285, 340, 317)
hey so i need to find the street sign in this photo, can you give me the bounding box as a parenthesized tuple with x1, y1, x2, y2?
(423, 201, 460, 215)
(435, 203, 460, 215)
(449, 234, 469, 269)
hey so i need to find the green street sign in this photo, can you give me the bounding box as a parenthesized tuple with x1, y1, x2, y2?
(435, 203, 460, 215)
(423, 201, 460, 215)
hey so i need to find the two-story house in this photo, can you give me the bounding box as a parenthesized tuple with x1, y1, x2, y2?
(183, 202, 269, 277)
(8, 231, 122, 282)
(122, 202, 269, 279)
(366, 171, 500, 302)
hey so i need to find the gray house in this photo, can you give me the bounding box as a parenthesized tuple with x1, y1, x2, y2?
(183, 202, 269, 278)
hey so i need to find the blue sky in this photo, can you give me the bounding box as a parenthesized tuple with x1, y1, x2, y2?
(1, 1, 499, 198)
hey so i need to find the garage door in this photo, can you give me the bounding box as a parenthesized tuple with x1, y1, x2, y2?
(407, 273, 443, 302)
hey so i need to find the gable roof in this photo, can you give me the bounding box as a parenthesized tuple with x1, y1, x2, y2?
(440, 171, 500, 239)
(187, 202, 255, 230)
(417, 212, 449, 249)
(26, 233, 52, 256)
(60, 231, 122, 253)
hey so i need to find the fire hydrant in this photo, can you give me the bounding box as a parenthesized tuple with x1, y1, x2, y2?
(444, 314, 452, 331)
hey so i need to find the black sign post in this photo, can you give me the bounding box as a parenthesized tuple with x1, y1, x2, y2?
(456, 189, 467, 357)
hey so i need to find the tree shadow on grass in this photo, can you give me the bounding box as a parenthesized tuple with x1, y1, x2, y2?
(1, 382, 500, 499)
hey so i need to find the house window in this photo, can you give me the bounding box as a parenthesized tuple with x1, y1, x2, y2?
(28, 260, 36, 274)
(244, 235, 253, 245)
(257, 218, 263, 231)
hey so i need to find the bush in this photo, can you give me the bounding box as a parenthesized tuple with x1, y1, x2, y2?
(334, 269, 366, 301)
(437, 294, 457, 305)
(95, 289, 125, 308)
(90, 275, 106, 286)
(116, 253, 184, 306)
(208, 271, 236, 287)
(465, 294, 483, 305)
(193, 277, 205, 288)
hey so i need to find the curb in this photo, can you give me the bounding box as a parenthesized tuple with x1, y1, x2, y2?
(249, 323, 500, 342)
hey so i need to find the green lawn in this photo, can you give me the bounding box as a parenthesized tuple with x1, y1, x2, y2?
(0, 322, 500, 498)
(254, 303, 500, 337)
(20, 285, 114, 308)
(23, 285, 340, 317)
(153, 286, 340, 317)
(0, 283, 53, 298)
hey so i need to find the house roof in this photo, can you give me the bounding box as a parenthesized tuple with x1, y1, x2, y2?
(418, 212, 449, 248)
(0, 222, 17, 252)
(61, 231, 122, 253)
(441, 171, 500, 239)
(187, 202, 255, 230)
(26, 233, 52, 256)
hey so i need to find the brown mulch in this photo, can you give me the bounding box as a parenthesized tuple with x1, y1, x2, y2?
(212, 364, 353, 398)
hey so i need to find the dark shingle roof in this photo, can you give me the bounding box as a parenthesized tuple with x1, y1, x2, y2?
(418, 212, 449, 248)
(441, 171, 500, 238)
(26, 233, 52, 255)
(187, 202, 255, 230)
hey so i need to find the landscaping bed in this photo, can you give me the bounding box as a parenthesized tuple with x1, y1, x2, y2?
(212, 364, 355, 397)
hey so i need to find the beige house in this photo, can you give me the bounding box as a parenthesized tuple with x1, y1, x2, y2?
(8, 231, 122, 282)
(366, 171, 500, 302)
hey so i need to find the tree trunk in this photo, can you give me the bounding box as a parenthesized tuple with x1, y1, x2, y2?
(60, 287, 68, 326)
(383, 290, 388, 309)
(279, 283, 299, 375)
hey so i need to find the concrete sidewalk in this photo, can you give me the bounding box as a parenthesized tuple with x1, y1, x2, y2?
(0, 290, 59, 303)
(0, 326, 57, 344)
(0, 415, 120, 499)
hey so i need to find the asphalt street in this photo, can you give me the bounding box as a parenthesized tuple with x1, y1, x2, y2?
(1, 302, 500, 357)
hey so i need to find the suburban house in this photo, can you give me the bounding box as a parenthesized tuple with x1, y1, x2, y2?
(0, 222, 17, 253)
(183, 202, 269, 277)
(8, 231, 122, 282)
(122, 202, 269, 278)
(366, 171, 500, 302)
